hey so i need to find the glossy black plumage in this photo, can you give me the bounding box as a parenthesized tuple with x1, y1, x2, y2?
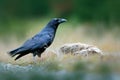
(8, 18, 67, 60)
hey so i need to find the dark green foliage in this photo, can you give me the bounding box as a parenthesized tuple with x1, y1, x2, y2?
(0, 0, 120, 22)
(0, 0, 120, 38)
(0, 0, 120, 23)
(0, 0, 49, 17)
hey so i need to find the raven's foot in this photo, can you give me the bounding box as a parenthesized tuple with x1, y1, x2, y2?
(33, 56, 37, 64)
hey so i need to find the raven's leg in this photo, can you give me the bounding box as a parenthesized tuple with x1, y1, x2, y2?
(33, 52, 37, 63)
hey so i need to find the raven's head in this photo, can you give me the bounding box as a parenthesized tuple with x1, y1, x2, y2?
(48, 18, 67, 26)
(55, 18, 67, 24)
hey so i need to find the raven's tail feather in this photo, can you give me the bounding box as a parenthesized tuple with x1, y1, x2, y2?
(15, 53, 29, 60)
(8, 47, 29, 60)
(8, 47, 22, 57)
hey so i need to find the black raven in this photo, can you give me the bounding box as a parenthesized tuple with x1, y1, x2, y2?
(8, 18, 67, 60)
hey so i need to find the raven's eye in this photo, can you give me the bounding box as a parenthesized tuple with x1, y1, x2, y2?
(54, 18, 59, 22)
(56, 19, 59, 22)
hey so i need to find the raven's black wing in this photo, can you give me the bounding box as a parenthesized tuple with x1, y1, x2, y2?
(22, 33, 54, 51)
(8, 33, 54, 58)
(15, 33, 54, 60)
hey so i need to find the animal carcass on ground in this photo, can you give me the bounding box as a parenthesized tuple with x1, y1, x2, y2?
(58, 42, 104, 57)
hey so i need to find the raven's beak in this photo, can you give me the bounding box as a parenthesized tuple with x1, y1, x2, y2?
(59, 18, 67, 23)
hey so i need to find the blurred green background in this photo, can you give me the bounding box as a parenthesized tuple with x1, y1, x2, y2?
(0, 1, 120, 80)
(0, 0, 120, 39)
